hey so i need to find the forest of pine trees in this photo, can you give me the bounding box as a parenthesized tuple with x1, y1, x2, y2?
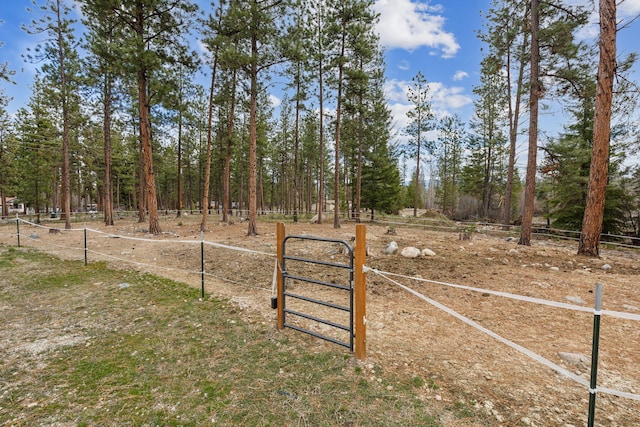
(0, 0, 639, 254)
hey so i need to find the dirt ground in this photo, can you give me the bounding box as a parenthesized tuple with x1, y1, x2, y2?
(1, 212, 639, 426)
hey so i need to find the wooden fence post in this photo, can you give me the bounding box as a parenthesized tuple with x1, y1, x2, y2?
(355, 224, 367, 360)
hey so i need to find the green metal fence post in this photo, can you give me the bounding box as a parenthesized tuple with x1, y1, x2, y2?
(200, 231, 205, 299)
(587, 283, 603, 427)
(84, 223, 88, 266)
(16, 215, 20, 247)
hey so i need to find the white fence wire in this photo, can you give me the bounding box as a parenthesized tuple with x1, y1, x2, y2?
(7, 217, 640, 408)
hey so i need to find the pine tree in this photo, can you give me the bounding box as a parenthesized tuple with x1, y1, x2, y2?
(436, 115, 465, 217)
(83, 0, 198, 234)
(0, 97, 18, 217)
(200, 0, 226, 230)
(13, 75, 60, 220)
(23, 0, 82, 229)
(468, 56, 509, 219)
(81, 0, 122, 226)
(519, 0, 589, 245)
(577, 0, 616, 256)
(360, 66, 401, 219)
(404, 71, 434, 217)
(220, 0, 291, 235)
(479, 0, 529, 224)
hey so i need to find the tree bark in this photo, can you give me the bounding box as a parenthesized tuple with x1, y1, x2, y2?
(201, 63, 216, 232)
(138, 67, 160, 234)
(247, 32, 259, 236)
(333, 27, 346, 230)
(55, 0, 71, 230)
(176, 71, 183, 218)
(578, 0, 616, 257)
(103, 73, 114, 226)
(316, 3, 325, 225)
(201, 5, 223, 232)
(136, 3, 160, 235)
(223, 69, 237, 224)
(293, 66, 301, 223)
(519, 0, 540, 246)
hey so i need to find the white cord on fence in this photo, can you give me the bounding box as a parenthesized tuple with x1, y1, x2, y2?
(364, 266, 640, 401)
(85, 248, 202, 276)
(373, 268, 640, 322)
(18, 217, 84, 231)
(18, 218, 277, 258)
(85, 227, 276, 257)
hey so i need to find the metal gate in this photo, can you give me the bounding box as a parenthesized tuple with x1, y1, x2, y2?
(280, 234, 355, 350)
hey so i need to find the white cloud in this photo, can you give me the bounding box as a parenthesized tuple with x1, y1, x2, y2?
(373, 0, 460, 58)
(269, 94, 281, 108)
(452, 70, 468, 81)
(384, 79, 409, 103)
(429, 83, 473, 110)
(385, 78, 473, 111)
(385, 77, 473, 152)
(617, 0, 640, 15)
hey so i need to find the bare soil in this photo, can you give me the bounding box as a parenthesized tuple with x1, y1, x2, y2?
(2, 212, 639, 426)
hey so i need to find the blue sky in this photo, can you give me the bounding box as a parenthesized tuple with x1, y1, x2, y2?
(2, 0, 640, 173)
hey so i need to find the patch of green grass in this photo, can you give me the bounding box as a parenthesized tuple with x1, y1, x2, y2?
(450, 400, 476, 419)
(0, 247, 468, 426)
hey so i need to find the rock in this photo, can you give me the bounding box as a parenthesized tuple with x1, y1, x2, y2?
(601, 264, 612, 271)
(506, 237, 518, 242)
(29, 233, 39, 239)
(549, 266, 560, 271)
(622, 304, 639, 311)
(310, 214, 318, 223)
(558, 352, 589, 367)
(383, 241, 398, 255)
(401, 247, 421, 258)
(565, 296, 586, 305)
(421, 248, 436, 257)
(508, 248, 519, 256)
(118, 283, 132, 289)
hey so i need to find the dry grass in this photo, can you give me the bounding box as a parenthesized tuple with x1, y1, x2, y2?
(0, 246, 476, 426)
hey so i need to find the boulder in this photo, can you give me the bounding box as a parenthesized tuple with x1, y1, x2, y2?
(383, 241, 398, 255)
(401, 246, 421, 258)
(421, 248, 436, 257)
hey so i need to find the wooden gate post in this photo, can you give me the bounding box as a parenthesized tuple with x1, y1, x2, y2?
(355, 224, 367, 360)
(276, 222, 285, 330)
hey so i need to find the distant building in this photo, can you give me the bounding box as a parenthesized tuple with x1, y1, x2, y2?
(0, 197, 25, 215)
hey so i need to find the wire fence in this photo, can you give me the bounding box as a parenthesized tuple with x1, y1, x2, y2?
(3, 216, 640, 425)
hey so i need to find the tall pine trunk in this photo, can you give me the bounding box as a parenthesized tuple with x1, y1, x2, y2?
(201, 4, 222, 232)
(504, 26, 528, 226)
(223, 69, 237, 224)
(103, 73, 114, 226)
(333, 31, 345, 229)
(138, 65, 161, 234)
(519, 0, 540, 246)
(177, 73, 183, 218)
(247, 33, 259, 236)
(55, 0, 71, 230)
(578, 0, 616, 257)
(316, 4, 325, 225)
